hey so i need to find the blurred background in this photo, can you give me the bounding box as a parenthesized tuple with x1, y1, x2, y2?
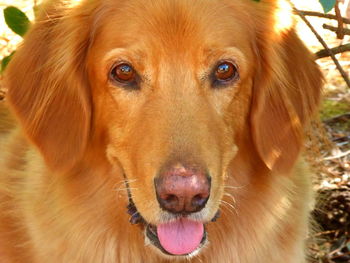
(0, 0, 349, 262)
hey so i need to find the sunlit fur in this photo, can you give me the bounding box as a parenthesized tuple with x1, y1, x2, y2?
(0, 0, 322, 262)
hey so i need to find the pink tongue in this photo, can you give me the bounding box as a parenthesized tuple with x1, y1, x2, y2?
(157, 218, 204, 255)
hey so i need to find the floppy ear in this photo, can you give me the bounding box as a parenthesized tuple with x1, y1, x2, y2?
(251, 29, 323, 173)
(5, 3, 92, 171)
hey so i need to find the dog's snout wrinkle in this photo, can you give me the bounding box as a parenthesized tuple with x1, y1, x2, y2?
(155, 163, 210, 214)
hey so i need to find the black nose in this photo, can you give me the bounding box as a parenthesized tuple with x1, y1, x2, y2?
(154, 162, 210, 214)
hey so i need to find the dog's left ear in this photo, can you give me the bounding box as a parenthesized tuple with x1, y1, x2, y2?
(251, 29, 323, 173)
(5, 3, 92, 171)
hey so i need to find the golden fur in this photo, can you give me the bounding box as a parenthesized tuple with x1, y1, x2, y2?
(0, 0, 322, 262)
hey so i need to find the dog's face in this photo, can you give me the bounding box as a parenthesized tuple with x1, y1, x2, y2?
(6, 0, 322, 258)
(87, 0, 255, 255)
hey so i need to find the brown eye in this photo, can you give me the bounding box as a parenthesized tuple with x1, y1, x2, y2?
(214, 62, 238, 83)
(110, 63, 136, 84)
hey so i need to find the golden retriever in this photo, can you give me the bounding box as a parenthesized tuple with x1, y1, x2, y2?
(0, 0, 322, 262)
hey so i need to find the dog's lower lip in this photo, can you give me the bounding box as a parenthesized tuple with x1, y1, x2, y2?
(148, 224, 157, 236)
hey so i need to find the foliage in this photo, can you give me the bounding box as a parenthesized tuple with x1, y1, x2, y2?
(319, 0, 336, 13)
(1, 51, 15, 73)
(0, 6, 30, 73)
(3, 6, 30, 37)
(320, 99, 350, 120)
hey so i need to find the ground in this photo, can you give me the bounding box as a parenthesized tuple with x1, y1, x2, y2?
(0, 0, 349, 262)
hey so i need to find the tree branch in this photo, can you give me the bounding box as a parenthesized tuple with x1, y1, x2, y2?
(334, 0, 344, 39)
(291, 7, 350, 88)
(323, 24, 350, 35)
(316, 43, 350, 58)
(298, 10, 350, 24)
(324, 112, 350, 124)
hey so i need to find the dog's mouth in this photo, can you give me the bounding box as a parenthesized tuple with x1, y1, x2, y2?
(146, 219, 207, 256)
(127, 202, 219, 256)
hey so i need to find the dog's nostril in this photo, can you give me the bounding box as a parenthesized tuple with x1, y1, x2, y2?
(165, 194, 178, 204)
(191, 194, 209, 210)
(192, 194, 202, 203)
(192, 194, 205, 203)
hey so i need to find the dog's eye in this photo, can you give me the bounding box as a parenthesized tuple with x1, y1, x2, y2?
(110, 63, 138, 87)
(213, 61, 238, 85)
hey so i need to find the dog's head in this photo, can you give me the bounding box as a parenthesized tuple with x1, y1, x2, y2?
(5, 0, 322, 257)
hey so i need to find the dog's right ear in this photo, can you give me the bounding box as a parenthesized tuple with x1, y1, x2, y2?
(5, 3, 93, 171)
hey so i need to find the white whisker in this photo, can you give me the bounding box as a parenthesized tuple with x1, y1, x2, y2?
(224, 192, 237, 205)
(224, 184, 247, 190)
(220, 200, 238, 216)
(114, 187, 138, 192)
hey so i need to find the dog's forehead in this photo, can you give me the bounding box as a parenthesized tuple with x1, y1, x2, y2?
(94, 0, 253, 54)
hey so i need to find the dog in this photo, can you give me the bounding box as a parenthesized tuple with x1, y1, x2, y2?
(0, 0, 322, 262)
